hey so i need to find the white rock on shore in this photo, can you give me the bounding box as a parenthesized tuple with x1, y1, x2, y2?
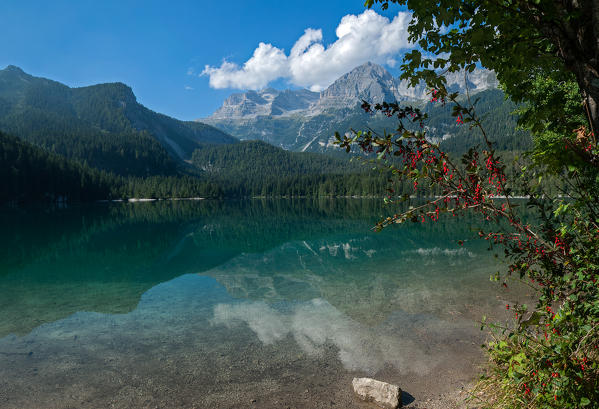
(352, 377, 402, 409)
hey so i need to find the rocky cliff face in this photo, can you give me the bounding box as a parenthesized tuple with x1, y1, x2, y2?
(207, 62, 498, 121)
(317, 62, 400, 109)
(443, 69, 499, 94)
(203, 62, 499, 152)
(211, 88, 320, 119)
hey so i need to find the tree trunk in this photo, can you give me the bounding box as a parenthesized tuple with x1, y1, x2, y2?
(584, 89, 599, 139)
(588, 0, 599, 137)
(546, 0, 599, 138)
(574, 65, 599, 139)
(559, 25, 599, 139)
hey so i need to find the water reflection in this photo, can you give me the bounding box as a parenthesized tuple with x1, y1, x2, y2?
(0, 272, 485, 408)
(205, 234, 504, 325)
(0, 199, 523, 408)
(0, 199, 499, 337)
(213, 299, 436, 375)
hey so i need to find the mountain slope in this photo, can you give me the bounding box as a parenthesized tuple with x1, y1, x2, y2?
(317, 61, 400, 109)
(0, 65, 237, 175)
(204, 92, 527, 155)
(203, 62, 507, 154)
(211, 88, 320, 119)
(190, 140, 389, 197)
(0, 131, 115, 202)
(192, 140, 361, 179)
(0, 130, 231, 203)
(206, 62, 499, 119)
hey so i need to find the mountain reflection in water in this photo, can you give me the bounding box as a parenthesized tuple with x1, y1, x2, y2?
(0, 199, 519, 408)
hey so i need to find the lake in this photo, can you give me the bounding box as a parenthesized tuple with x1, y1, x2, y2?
(0, 199, 518, 408)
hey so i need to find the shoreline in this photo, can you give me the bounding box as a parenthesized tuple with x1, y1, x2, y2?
(96, 197, 206, 203)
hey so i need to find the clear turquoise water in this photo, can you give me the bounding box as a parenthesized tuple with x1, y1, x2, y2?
(0, 199, 515, 408)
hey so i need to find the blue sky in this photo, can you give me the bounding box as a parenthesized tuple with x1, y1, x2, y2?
(0, 0, 408, 120)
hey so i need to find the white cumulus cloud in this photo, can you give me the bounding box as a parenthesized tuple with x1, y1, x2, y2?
(201, 10, 413, 91)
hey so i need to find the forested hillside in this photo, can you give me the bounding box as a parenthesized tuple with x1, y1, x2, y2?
(0, 132, 224, 202)
(191, 140, 391, 197)
(0, 65, 236, 176)
(428, 89, 533, 153)
(0, 130, 394, 202)
(347, 89, 533, 154)
(0, 131, 115, 202)
(0, 65, 535, 203)
(192, 140, 361, 178)
(205, 62, 532, 155)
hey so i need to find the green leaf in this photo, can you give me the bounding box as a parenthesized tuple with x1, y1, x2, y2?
(512, 352, 526, 363)
(519, 311, 541, 329)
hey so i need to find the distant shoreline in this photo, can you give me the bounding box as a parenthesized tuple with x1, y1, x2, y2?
(96, 197, 206, 203)
(3, 195, 541, 207)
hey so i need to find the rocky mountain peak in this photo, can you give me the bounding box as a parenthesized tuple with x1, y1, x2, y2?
(346, 61, 393, 80)
(204, 62, 505, 155)
(444, 69, 499, 94)
(318, 62, 397, 107)
(206, 61, 499, 120)
(211, 87, 319, 119)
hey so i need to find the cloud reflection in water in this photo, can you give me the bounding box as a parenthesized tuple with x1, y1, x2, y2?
(213, 299, 431, 375)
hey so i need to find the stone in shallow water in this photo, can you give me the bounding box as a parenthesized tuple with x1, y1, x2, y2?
(352, 377, 402, 409)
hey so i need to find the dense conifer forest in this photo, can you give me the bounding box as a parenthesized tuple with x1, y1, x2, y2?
(0, 66, 235, 176)
(358, 89, 534, 153)
(0, 67, 537, 204)
(0, 131, 392, 202)
(0, 132, 223, 202)
(0, 129, 535, 204)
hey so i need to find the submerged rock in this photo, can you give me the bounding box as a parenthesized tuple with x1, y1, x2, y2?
(352, 377, 402, 409)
